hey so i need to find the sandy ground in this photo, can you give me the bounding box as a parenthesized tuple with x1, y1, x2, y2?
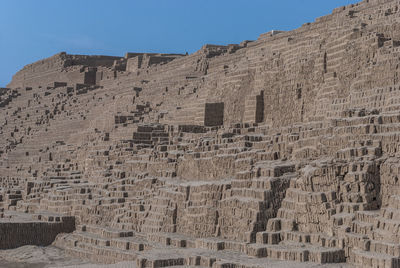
(53, 263, 137, 268)
(0, 245, 90, 268)
(0, 245, 138, 268)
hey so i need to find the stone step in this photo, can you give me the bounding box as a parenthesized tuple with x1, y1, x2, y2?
(351, 249, 400, 268)
(246, 242, 346, 264)
(370, 240, 400, 257)
(355, 210, 380, 224)
(381, 207, 400, 221)
(331, 212, 354, 227)
(62, 239, 138, 264)
(229, 188, 272, 200)
(336, 202, 367, 214)
(374, 217, 400, 237)
(345, 232, 370, 252)
(255, 231, 281, 245)
(351, 220, 374, 236)
(285, 188, 336, 204)
(81, 224, 135, 239)
(281, 231, 340, 248)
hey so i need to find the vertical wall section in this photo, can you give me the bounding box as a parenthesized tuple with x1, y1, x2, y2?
(0, 216, 75, 249)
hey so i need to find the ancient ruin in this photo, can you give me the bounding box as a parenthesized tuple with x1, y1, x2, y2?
(3, 0, 400, 267)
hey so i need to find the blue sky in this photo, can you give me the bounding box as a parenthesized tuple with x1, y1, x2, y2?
(0, 0, 359, 87)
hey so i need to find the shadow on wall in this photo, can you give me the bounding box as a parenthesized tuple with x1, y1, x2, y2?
(204, 102, 224, 126)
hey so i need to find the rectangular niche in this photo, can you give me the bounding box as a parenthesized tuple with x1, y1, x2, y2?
(204, 102, 224, 126)
(255, 90, 264, 123)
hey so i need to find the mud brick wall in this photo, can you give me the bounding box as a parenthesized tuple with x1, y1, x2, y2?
(0, 218, 75, 249)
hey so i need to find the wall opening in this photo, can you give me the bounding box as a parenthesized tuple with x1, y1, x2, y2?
(84, 68, 97, 85)
(255, 91, 264, 123)
(204, 102, 224, 126)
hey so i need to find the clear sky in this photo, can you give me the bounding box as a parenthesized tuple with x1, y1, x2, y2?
(0, 0, 359, 87)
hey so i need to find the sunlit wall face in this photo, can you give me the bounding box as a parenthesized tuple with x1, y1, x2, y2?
(0, 0, 358, 87)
